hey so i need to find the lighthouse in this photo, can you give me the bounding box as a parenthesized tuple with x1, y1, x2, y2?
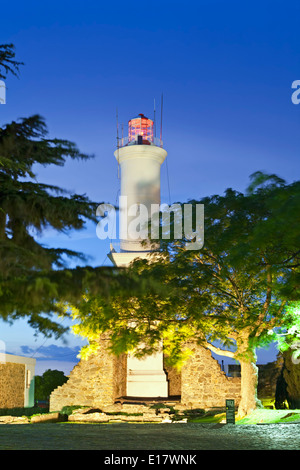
(108, 112, 169, 398)
(109, 113, 167, 265)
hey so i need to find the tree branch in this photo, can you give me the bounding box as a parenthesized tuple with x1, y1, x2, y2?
(204, 341, 235, 358)
(263, 264, 272, 313)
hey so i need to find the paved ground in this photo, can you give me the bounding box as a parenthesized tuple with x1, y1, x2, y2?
(0, 422, 299, 450)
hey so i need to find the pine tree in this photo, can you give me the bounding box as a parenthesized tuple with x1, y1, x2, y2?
(0, 43, 138, 338)
(0, 43, 23, 79)
(0, 113, 106, 336)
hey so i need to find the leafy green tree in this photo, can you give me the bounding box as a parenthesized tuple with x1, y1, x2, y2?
(273, 302, 300, 408)
(35, 369, 68, 401)
(69, 173, 300, 416)
(272, 303, 300, 356)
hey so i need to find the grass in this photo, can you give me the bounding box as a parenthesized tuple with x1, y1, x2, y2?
(60, 406, 87, 416)
(188, 409, 300, 424)
(0, 406, 49, 417)
(236, 409, 300, 424)
(2, 405, 300, 425)
(188, 412, 225, 423)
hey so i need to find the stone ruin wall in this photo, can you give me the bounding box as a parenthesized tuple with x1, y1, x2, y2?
(180, 343, 241, 408)
(50, 336, 127, 412)
(257, 356, 283, 400)
(50, 337, 241, 412)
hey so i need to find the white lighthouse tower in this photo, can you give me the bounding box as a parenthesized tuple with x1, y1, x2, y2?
(108, 112, 169, 398)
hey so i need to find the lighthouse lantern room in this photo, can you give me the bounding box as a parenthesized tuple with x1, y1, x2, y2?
(128, 113, 154, 144)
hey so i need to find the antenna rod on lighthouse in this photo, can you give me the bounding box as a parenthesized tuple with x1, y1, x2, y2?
(116, 107, 119, 148)
(116, 108, 120, 178)
(160, 93, 163, 147)
(154, 98, 156, 139)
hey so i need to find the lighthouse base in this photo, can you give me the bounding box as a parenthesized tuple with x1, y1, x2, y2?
(107, 250, 153, 268)
(108, 246, 168, 398)
(126, 351, 168, 398)
(127, 372, 168, 398)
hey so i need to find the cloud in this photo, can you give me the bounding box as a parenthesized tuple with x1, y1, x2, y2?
(19, 344, 81, 362)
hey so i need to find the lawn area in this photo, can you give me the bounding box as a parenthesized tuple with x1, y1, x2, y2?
(236, 409, 300, 424)
(1, 406, 300, 425)
(189, 409, 300, 424)
(0, 406, 49, 417)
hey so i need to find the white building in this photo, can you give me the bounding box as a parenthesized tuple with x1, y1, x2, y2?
(0, 353, 36, 408)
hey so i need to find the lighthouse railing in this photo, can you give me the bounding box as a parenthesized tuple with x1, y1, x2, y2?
(118, 136, 163, 148)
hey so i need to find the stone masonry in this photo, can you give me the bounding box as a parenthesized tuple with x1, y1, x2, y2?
(181, 343, 241, 408)
(50, 336, 241, 412)
(0, 362, 25, 408)
(50, 335, 126, 412)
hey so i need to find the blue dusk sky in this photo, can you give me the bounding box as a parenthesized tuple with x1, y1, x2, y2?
(1, 0, 300, 375)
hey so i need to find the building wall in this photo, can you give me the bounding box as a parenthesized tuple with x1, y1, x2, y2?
(257, 357, 283, 401)
(163, 358, 181, 396)
(0, 362, 25, 408)
(50, 338, 242, 411)
(0, 354, 36, 408)
(50, 335, 127, 412)
(181, 343, 241, 409)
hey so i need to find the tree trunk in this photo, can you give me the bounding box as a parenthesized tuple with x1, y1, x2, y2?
(238, 358, 263, 417)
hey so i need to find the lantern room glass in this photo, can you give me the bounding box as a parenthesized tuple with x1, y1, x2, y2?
(128, 113, 154, 144)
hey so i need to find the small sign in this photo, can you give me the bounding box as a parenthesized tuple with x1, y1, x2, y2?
(226, 399, 235, 424)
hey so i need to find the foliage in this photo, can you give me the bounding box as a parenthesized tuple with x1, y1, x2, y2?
(60, 405, 87, 415)
(0, 44, 139, 337)
(281, 348, 300, 409)
(0, 44, 23, 79)
(71, 173, 300, 369)
(34, 369, 68, 401)
(0, 406, 49, 417)
(0, 113, 105, 336)
(270, 302, 300, 356)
